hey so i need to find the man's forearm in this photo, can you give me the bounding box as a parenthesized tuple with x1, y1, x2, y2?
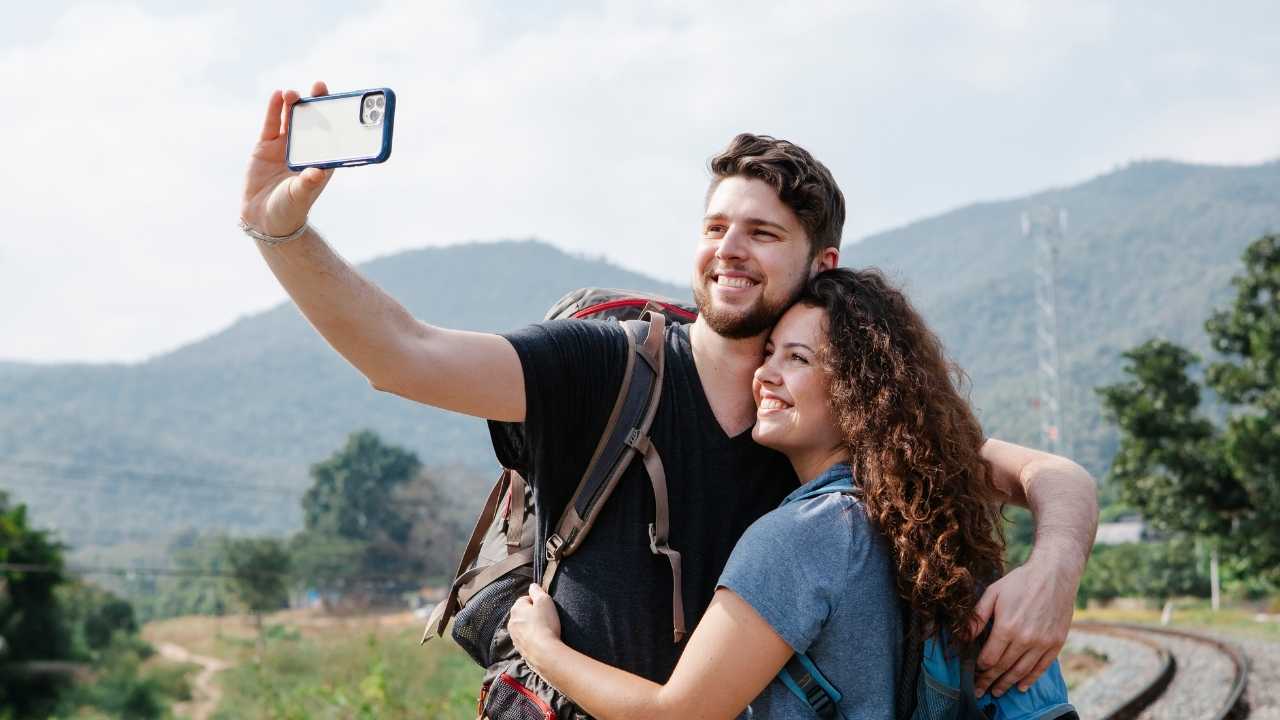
(1022, 457, 1098, 576)
(254, 226, 424, 391)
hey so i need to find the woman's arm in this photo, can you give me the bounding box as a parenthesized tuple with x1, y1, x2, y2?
(509, 584, 794, 720)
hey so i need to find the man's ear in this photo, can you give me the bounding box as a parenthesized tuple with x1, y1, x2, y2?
(811, 247, 840, 274)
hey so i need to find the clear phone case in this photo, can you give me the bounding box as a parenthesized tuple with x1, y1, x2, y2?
(286, 88, 395, 170)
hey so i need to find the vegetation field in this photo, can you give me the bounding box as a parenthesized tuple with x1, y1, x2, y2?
(1075, 600, 1280, 643)
(143, 610, 482, 720)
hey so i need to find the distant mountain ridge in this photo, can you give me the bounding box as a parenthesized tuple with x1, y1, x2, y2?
(3, 159, 1280, 558)
(0, 240, 689, 553)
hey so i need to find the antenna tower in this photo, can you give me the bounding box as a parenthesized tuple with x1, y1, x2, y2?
(1021, 206, 1069, 455)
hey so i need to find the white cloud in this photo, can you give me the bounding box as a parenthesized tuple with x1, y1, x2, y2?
(1, 0, 1278, 362)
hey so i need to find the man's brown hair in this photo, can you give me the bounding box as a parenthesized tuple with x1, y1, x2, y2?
(708, 133, 846, 256)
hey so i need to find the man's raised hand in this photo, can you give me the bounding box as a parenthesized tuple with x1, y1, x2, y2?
(240, 81, 334, 237)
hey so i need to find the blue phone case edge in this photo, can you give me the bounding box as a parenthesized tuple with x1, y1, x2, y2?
(284, 88, 395, 172)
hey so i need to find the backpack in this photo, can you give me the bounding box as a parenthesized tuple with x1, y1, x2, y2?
(420, 288, 697, 718)
(775, 478, 1079, 720)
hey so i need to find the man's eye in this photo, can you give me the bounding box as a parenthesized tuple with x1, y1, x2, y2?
(755, 230, 777, 240)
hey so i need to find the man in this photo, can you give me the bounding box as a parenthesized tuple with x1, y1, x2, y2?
(240, 81, 1097, 703)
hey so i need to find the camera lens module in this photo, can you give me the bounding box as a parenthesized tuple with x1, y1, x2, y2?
(375, 95, 384, 109)
(369, 109, 381, 123)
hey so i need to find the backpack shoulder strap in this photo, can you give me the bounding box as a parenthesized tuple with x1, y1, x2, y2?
(541, 311, 688, 642)
(421, 468, 524, 643)
(780, 653, 845, 719)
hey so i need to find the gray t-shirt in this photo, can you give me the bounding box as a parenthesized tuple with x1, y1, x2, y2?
(718, 463, 902, 719)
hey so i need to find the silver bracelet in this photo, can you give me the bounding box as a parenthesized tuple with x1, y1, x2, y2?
(238, 218, 309, 246)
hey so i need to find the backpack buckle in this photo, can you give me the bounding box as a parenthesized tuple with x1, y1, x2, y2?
(647, 523, 666, 554)
(545, 533, 566, 561)
(625, 428, 649, 452)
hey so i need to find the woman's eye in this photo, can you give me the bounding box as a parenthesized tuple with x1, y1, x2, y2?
(792, 353, 808, 364)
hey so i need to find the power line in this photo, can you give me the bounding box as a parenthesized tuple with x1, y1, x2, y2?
(0, 457, 472, 506)
(0, 562, 433, 588)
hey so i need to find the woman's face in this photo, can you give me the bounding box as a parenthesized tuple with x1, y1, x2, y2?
(751, 304, 844, 462)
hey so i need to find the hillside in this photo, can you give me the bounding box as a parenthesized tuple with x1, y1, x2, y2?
(2, 159, 1279, 558)
(848, 159, 1280, 472)
(0, 240, 688, 552)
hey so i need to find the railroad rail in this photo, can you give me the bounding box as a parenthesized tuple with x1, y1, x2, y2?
(1070, 621, 1249, 720)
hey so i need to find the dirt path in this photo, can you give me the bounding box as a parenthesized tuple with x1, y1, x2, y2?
(157, 642, 232, 720)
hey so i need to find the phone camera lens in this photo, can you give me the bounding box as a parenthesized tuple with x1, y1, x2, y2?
(369, 109, 381, 122)
(364, 97, 375, 109)
(375, 95, 385, 109)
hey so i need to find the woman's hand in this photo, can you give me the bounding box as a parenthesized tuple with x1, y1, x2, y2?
(508, 584, 563, 672)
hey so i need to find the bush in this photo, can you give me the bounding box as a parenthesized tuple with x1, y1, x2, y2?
(1077, 537, 1209, 606)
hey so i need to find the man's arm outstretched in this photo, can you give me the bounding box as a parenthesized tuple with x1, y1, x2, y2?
(973, 438, 1098, 697)
(240, 81, 524, 422)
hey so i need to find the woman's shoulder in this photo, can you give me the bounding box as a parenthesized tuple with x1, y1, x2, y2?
(736, 490, 874, 562)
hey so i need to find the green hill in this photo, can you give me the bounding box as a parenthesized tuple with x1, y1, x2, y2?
(0, 240, 688, 554)
(3, 159, 1279, 560)
(848, 159, 1280, 472)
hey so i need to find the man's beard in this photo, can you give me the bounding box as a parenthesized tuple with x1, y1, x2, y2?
(692, 277, 794, 340)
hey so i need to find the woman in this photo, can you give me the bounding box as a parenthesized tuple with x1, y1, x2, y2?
(508, 268, 1071, 719)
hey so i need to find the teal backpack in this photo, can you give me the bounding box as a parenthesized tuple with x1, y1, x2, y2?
(775, 480, 1079, 720)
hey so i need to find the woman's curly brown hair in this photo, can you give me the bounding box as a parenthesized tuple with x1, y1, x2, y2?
(799, 267, 1005, 644)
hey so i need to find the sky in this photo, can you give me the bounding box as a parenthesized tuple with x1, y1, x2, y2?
(2, 0, 1278, 363)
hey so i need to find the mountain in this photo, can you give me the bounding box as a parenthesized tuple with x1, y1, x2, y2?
(0, 240, 688, 553)
(848, 159, 1280, 473)
(3, 159, 1279, 559)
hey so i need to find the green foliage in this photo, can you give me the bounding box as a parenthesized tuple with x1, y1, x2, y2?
(1098, 234, 1280, 579)
(1097, 340, 1244, 536)
(222, 537, 291, 616)
(1076, 538, 1210, 606)
(211, 627, 481, 720)
(1204, 234, 1280, 571)
(58, 582, 138, 656)
(0, 491, 72, 717)
(294, 431, 439, 598)
(303, 430, 420, 541)
(55, 632, 190, 720)
(129, 530, 233, 622)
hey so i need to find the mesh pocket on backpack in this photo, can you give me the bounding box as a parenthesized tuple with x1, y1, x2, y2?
(451, 573, 530, 667)
(915, 669, 964, 720)
(483, 672, 557, 720)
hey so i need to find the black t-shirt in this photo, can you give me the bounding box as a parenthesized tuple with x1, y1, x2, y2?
(489, 319, 795, 682)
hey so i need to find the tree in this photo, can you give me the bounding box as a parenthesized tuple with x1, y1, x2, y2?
(222, 537, 291, 653)
(1098, 234, 1280, 587)
(0, 491, 73, 717)
(1204, 234, 1280, 573)
(1097, 340, 1245, 537)
(294, 430, 425, 601)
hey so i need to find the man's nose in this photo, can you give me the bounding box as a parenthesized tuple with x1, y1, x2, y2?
(716, 225, 749, 261)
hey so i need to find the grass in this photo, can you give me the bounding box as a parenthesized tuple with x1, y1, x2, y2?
(144, 610, 483, 720)
(1074, 598, 1280, 642)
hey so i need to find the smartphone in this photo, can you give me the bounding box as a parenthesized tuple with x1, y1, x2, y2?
(286, 88, 395, 171)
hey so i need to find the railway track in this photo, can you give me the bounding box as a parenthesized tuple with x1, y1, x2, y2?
(1068, 622, 1248, 720)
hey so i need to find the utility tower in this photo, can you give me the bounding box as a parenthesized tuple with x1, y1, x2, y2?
(1021, 206, 1070, 456)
